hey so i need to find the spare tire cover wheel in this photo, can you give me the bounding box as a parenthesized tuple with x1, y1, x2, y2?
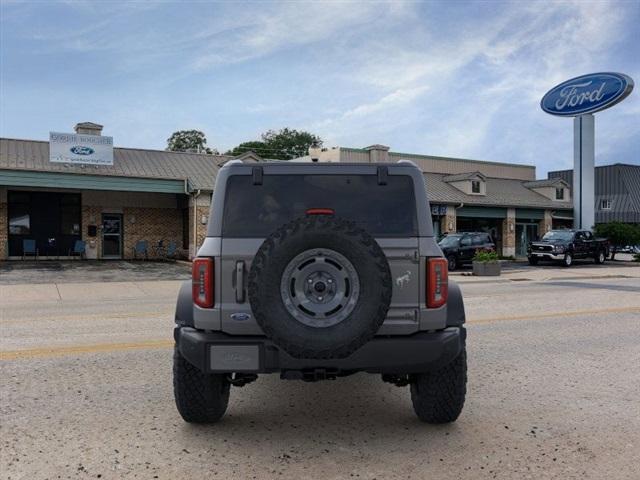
(248, 216, 392, 359)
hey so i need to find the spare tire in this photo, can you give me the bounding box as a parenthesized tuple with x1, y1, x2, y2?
(248, 215, 391, 359)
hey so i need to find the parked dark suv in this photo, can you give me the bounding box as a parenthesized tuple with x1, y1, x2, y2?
(438, 232, 496, 271)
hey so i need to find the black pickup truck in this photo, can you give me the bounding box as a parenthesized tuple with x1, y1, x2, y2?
(527, 230, 609, 267)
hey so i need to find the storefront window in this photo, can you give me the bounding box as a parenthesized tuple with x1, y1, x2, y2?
(8, 191, 81, 257)
(61, 208, 81, 234)
(60, 194, 81, 234)
(9, 208, 30, 234)
(8, 192, 30, 234)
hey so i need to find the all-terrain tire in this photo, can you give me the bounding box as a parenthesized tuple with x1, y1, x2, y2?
(248, 215, 392, 359)
(410, 347, 467, 423)
(173, 345, 230, 423)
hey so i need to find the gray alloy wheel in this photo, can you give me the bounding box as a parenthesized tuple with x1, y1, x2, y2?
(280, 248, 360, 328)
(563, 253, 573, 267)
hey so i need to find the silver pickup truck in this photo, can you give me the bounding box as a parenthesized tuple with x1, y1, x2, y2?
(173, 160, 467, 423)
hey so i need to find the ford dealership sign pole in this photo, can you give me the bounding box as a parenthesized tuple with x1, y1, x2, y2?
(541, 72, 633, 230)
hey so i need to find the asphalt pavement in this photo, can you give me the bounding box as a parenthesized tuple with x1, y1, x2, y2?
(1, 263, 639, 479)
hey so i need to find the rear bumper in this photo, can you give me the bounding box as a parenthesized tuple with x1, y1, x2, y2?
(175, 326, 465, 375)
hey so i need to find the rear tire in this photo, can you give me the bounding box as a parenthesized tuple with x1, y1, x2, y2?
(410, 347, 467, 423)
(173, 345, 230, 423)
(446, 255, 457, 271)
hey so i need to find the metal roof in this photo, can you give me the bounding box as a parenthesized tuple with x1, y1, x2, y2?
(442, 171, 486, 182)
(425, 173, 573, 210)
(523, 178, 568, 188)
(0, 137, 574, 211)
(0, 137, 226, 191)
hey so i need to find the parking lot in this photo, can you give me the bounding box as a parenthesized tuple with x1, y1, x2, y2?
(2, 260, 640, 479)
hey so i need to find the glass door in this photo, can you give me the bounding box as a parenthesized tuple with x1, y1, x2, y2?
(102, 214, 123, 259)
(516, 223, 539, 257)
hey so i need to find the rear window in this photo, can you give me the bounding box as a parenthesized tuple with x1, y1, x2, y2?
(222, 174, 418, 237)
(472, 235, 484, 246)
(475, 233, 492, 244)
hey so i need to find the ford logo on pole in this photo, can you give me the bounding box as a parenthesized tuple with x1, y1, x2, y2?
(70, 146, 95, 155)
(541, 72, 634, 116)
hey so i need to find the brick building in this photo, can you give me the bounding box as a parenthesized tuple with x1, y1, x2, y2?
(0, 123, 234, 260)
(1, 124, 575, 261)
(303, 146, 574, 257)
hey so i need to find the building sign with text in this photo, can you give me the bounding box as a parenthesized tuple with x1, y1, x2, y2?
(49, 132, 114, 165)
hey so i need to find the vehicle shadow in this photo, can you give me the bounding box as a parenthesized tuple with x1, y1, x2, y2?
(178, 373, 469, 447)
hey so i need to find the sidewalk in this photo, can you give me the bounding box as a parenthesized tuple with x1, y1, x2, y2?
(451, 261, 640, 283)
(0, 260, 190, 285)
(0, 280, 184, 306)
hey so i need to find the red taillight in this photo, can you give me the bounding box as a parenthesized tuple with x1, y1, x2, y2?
(192, 257, 214, 308)
(427, 258, 448, 308)
(306, 208, 335, 215)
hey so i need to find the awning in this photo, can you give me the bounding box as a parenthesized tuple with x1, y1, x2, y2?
(457, 206, 506, 218)
(0, 169, 187, 194)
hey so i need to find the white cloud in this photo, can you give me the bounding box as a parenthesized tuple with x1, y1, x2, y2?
(190, 2, 406, 70)
(2, 0, 636, 172)
(307, 0, 636, 174)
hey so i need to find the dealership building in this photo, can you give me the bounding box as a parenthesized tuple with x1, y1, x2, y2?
(0, 123, 229, 261)
(304, 145, 575, 257)
(0, 122, 587, 261)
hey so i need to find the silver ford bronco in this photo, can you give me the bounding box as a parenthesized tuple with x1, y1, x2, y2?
(173, 160, 467, 423)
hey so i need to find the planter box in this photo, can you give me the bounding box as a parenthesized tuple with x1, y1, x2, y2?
(472, 261, 501, 276)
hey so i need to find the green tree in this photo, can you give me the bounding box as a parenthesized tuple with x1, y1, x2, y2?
(167, 130, 217, 154)
(225, 141, 268, 157)
(226, 128, 322, 160)
(594, 222, 640, 260)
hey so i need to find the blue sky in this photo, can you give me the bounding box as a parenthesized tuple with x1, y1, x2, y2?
(1, 0, 638, 176)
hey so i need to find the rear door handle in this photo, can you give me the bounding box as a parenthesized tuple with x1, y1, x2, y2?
(235, 261, 245, 303)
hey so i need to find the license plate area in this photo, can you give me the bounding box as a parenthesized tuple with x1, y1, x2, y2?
(209, 345, 260, 372)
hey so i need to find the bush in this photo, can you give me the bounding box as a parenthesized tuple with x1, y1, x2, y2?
(473, 250, 499, 262)
(593, 222, 640, 260)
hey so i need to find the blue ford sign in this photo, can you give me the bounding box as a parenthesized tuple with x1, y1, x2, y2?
(70, 146, 95, 155)
(541, 72, 634, 116)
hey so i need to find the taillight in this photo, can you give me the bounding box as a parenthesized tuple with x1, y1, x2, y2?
(305, 208, 335, 215)
(427, 258, 448, 308)
(192, 257, 214, 308)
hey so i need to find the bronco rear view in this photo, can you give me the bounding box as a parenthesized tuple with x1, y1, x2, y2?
(173, 160, 467, 423)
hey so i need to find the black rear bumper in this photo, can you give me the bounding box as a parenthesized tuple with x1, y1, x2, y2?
(175, 326, 465, 375)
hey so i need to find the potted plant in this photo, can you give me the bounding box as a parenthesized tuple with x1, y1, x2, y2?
(472, 250, 501, 276)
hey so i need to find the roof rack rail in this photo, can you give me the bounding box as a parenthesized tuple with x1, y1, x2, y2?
(222, 159, 243, 167)
(397, 159, 418, 167)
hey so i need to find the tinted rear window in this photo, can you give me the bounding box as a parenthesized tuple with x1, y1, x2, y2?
(222, 174, 418, 237)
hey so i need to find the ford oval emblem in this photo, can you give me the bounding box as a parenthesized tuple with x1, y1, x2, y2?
(541, 72, 634, 116)
(70, 145, 95, 155)
(230, 312, 251, 321)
